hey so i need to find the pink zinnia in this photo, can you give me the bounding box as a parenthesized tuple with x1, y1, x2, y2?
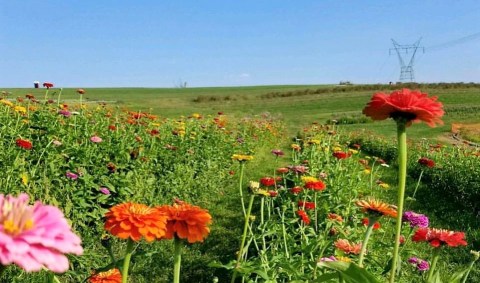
(65, 172, 78, 180)
(0, 193, 83, 272)
(90, 136, 102, 143)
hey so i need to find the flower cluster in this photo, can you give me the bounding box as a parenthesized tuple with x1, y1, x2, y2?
(105, 201, 212, 243)
(334, 239, 362, 255)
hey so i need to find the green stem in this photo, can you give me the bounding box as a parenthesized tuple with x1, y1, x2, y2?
(122, 239, 135, 283)
(173, 238, 183, 283)
(281, 206, 290, 259)
(239, 163, 246, 217)
(411, 170, 424, 200)
(358, 217, 376, 267)
(314, 191, 318, 231)
(389, 120, 407, 283)
(427, 248, 441, 282)
(231, 194, 255, 283)
(461, 259, 477, 283)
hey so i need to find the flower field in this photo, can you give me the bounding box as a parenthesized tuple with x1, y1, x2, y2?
(0, 87, 478, 282)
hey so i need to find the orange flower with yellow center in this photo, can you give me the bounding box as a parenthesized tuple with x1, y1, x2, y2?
(356, 199, 397, 218)
(104, 203, 168, 242)
(158, 203, 212, 243)
(89, 268, 122, 283)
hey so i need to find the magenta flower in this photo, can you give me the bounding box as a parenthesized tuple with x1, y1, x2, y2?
(99, 187, 110, 195)
(0, 193, 83, 272)
(65, 172, 78, 180)
(57, 110, 71, 118)
(402, 211, 429, 228)
(90, 136, 102, 143)
(408, 257, 429, 272)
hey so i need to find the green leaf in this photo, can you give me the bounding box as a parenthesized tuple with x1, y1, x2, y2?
(318, 261, 381, 283)
(446, 268, 470, 283)
(313, 272, 338, 282)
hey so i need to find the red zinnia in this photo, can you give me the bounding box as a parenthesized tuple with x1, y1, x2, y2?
(412, 227, 467, 248)
(298, 201, 315, 210)
(268, 190, 278, 197)
(362, 88, 444, 127)
(333, 151, 351, 159)
(418, 157, 435, 168)
(297, 210, 310, 225)
(305, 180, 326, 191)
(260, 177, 276, 187)
(16, 139, 32, 150)
(290, 186, 303, 194)
(43, 82, 54, 89)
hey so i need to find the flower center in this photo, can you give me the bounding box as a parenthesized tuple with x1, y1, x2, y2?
(390, 111, 417, 121)
(129, 204, 153, 215)
(1, 198, 35, 236)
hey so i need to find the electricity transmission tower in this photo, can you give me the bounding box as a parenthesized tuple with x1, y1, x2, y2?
(389, 38, 424, 82)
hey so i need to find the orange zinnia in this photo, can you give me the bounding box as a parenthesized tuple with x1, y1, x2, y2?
(158, 203, 212, 243)
(356, 199, 397, 218)
(89, 268, 122, 283)
(334, 239, 362, 255)
(104, 203, 168, 242)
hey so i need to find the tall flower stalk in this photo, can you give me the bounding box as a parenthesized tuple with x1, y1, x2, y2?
(389, 119, 407, 281)
(362, 88, 444, 282)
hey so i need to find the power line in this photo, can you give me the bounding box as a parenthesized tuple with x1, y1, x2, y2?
(427, 31, 480, 51)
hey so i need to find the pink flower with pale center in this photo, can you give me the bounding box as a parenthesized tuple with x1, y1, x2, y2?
(90, 136, 102, 143)
(0, 193, 83, 272)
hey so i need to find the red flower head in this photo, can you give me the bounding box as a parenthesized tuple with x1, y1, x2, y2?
(290, 186, 303, 194)
(16, 139, 32, 150)
(260, 177, 276, 187)
(298, 201, 315, 210)
(43, 82, 54, 89)
(297, 210, 310, 225)
(276, 167, 289, 174)
(268, 190, 278, 197)
(418, 157, 435, 168)
(305, 180, 326, 191)
(362, 88, 444, 127)
(412, 227, 467, 248)
(76, 88, 85, 94)
(333, 151, 351, 160)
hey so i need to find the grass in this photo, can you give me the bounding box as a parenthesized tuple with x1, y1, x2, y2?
(4, 84, 480, 139)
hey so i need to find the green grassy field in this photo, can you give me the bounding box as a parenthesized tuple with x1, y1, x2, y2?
(4, 84, 480, 139)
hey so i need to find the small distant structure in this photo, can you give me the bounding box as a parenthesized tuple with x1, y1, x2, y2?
(339, 80, 352, 86)
(175, 79, 188, 88)
(33, 81, 39, 88)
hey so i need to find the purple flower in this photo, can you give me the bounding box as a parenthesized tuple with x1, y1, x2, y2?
(416, 260, 430, 272)
(271, 149, 284, 156)
(402, 211, 429, 228)
(99, 187, 110, 195)
(90, 136, 102, 143)
(65, 172, 78, 180)
(408, 257, 429, 272)
(408, 257, 418, 264)
(58, 110, 71, 117)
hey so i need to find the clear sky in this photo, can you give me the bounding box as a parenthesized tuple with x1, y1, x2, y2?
(1, 1, 479, 88)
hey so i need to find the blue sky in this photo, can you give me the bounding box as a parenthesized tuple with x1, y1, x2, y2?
(1, 1, 479, 87)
